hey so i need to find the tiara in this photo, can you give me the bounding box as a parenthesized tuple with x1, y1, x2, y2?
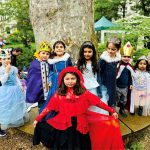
(82, 41, 94, 47)
(108, 38, 121, 45)
(0, 49, 11, 58)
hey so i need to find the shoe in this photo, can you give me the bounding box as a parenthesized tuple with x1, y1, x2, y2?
(138, 106, 143, 116)
(130, 112, 135, 116)
(119, 109, 127, 118)
(0, 129, 6, 137)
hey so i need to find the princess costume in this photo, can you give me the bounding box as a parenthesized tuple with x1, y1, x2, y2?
(0, 50, 28, 130)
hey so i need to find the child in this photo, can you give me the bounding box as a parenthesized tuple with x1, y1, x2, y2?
(33, 67, 124, 150)
(116, 42, 134, 117)
(39, 40, 72, 114)
(98, 37, 121, 108)
(130, 56, 150, 116)
(26, 41, 52, 110)
(77, 41, 104, 114)
(0, 49, 28, 135)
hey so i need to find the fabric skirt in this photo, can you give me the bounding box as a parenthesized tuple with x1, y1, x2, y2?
(0, 85, 28, 130)
(87, 111, 124, 150)
(33, 117, 91, 150)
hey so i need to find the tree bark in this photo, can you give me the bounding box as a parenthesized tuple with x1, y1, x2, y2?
(29, 0, 96, 61)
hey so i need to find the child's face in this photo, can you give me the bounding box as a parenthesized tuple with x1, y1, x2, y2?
(121, 56, 131, 63)
(54, 43, 65, 57)
(138, 60, 147, 71)
(63, 73, 77, 88)
(84, 48, 93, 61)
(38, 51, 50, 61)
(107, 43, 118, 57)
(12, 50, 22, 56)
(2, 57, 11, 65)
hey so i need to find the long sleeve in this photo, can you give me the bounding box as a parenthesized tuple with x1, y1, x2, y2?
(35, 93, 58, 121)
(86, 91, 115, 113)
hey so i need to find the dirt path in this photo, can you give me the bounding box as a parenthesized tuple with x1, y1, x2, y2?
(1, 126, 150, 150)
(0, 128, 47, 150)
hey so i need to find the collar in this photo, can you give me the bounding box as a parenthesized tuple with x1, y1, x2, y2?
(100, 51, 121, 62)
(48, 53, 70, 64)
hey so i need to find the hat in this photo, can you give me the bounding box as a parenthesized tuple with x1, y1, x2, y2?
(120, 42, 133, 57)
(58, 67, 85, 88)
(138, 55, 148, 61)
(34, 41, 52, 59)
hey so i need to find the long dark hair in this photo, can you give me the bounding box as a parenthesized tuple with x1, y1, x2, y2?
(58, 72, 86, 96)
(77, 41, 98, 75)
(134, 59, 149, 71)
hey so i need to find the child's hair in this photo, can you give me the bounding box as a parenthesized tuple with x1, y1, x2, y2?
(50, 41, 66, 58)
(58, 72, 86, 96)
(77, 41, 98, 75)
(106, 37, 121, 50)
(53, 40, 66, 49)
(134, 59, 149, 71)
(13, 47, 23, 53)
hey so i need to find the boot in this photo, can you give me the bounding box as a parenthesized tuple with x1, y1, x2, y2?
(138, 106, 143, 116)
(119, 103, 127, 118)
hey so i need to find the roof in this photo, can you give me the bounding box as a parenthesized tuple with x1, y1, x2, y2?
(94, 16, 116, 31)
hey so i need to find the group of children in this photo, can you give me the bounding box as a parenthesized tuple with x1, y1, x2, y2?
(0, 37, 150, 149)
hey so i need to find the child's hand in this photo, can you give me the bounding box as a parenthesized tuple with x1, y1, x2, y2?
(112, 112, 118, 119)
(33, 120, 38, 128)
(5, 64, 11, 73)
(49, 81, 52, 87)
(129, 85, 133, 90)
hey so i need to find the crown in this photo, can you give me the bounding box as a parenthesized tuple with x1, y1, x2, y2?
(34, 41, 52, 59)
(120, 41, 133, 57)
(0, 48, 11, 59)
(38, 41, 52, 52)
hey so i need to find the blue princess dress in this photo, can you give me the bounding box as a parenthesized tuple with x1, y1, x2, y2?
(39, 53, 72, 115)
(0, 65, 28, 130)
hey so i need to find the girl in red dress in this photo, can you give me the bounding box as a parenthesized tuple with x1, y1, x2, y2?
(33, 66, 124, 150)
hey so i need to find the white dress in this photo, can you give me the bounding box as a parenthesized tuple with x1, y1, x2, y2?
(82, 63, 108, 115)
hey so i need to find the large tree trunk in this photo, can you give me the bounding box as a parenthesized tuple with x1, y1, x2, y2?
(29, 0, 96, 62)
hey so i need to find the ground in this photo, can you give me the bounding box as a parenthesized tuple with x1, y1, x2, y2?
(0, 126, 150, 150)
(0, 128, 48, 150)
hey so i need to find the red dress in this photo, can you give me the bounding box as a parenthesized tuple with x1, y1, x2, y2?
(34, 66, 124, 150)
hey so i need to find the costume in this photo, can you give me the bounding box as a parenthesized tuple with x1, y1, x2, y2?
(26, 59, 51, 103)
(39, 52, 72, 114)
(97, 51, 121, 107)
(116, 42, 134, 117)
(0, 65, 28, 130)
(82, 62, 106, 114)
(26, 41, 52, 109)
(130, 67, 150, 116)
(33, 67, 124, 150)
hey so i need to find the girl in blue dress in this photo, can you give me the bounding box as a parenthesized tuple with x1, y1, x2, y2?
(0, 50, 28, 133)
(40, 41, 72, 115)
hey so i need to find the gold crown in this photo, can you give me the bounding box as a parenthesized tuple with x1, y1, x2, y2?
(34, 41, 52, 59)
(120, 42, 133, 57)
(38, 41, 52, 52)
